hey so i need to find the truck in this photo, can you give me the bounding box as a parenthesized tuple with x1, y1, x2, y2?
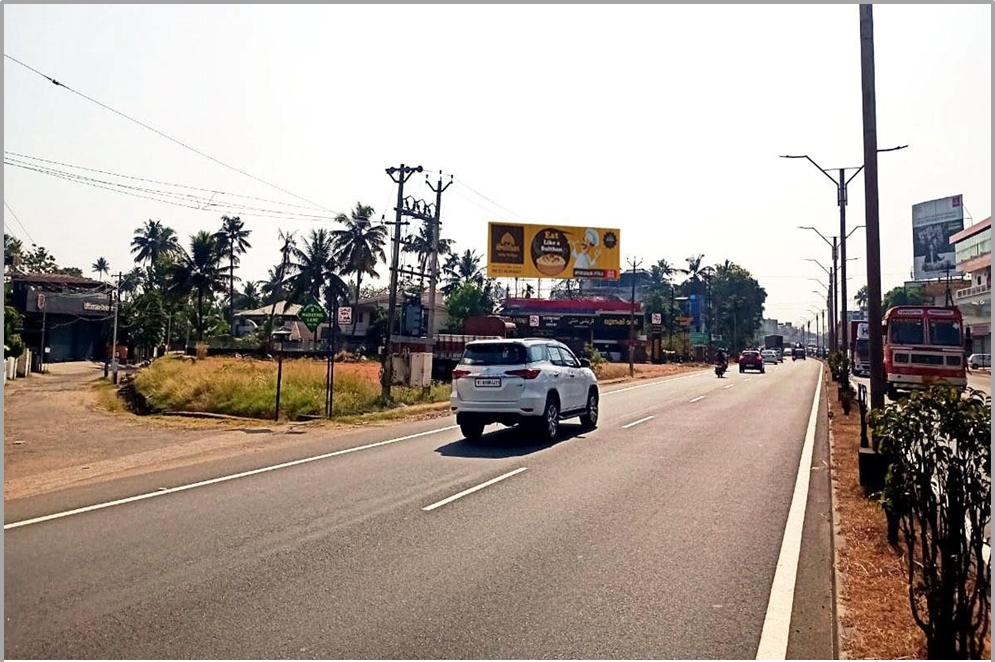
(849, 319, 871, 376)
(763, 334, 784, 362)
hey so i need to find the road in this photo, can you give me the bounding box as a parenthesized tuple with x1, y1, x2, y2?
(4, 359, 832, 659)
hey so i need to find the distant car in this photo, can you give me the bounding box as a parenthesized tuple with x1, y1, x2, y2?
(450, 338, 599, 441)
(968, 353, 991, 370)
(739, 350, 765, 373)
(792, 346, 807, 361)
(761, 349, 778, 364)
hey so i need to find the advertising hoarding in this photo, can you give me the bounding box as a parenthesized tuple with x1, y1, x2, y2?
(487, 223, 621, 280)
(912, 195, 964, 281)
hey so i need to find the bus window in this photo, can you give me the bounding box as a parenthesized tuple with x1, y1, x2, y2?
(890, 319, 924, 344)
(928, 320, 962, 347)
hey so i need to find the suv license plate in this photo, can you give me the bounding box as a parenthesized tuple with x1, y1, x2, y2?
(475, 377, 501, 388)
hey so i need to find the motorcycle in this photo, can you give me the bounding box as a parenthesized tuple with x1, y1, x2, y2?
(715, 362, 727, 378)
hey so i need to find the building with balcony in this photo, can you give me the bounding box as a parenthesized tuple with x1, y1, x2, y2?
(950, 216, 991, 354)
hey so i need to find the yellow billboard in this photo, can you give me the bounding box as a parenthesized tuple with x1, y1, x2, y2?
(487, 223, 621, 280)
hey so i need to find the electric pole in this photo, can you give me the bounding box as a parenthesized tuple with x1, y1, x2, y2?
(627, 257, 643, 377)
(425, 173, 453, 355)
(111, 272, 123, 383)
(381, 164, 422, 400)
(860, 4, 886, 409)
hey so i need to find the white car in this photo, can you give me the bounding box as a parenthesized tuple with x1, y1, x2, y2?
(968, 353, 991, 370)
(761, 349, 778, 364)
(450, 338, 599, 441)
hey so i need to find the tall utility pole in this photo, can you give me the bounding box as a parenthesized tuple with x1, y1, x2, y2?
(110, 272, 123, 383)
(801, 230, 840, 351)
(860, 4, 885, 409)
(381, 164, 422, 400)
(425, 173, 453, 357)
(627, 257, 643, 377)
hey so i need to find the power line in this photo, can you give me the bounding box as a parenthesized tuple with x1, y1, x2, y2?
(3, 199, 36, 244)
(4, 53, 336, 214)
(452, 175, 526, 220)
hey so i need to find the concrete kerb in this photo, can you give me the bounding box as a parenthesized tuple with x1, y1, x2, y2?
(825, 367, 852, 660)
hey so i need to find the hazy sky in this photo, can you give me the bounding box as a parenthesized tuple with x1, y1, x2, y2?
(4, 4, 991, 326)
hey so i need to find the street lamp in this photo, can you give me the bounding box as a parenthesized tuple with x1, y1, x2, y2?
(782, 145, 907, 384)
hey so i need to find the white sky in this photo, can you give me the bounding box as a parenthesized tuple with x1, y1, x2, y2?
(4, 4, 991, 326)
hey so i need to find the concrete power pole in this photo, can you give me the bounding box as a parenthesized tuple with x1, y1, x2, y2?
(627, 257, 643, 377)
(111, 272, 123, 383)
(425, 173, 453, 395)
(382, 164, 422, 400)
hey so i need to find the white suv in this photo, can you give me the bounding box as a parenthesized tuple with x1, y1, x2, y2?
(450, 338, 599, 441)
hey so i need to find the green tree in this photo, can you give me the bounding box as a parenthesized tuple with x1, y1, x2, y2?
(4, 233, 23, 269)
(168, 231, 225, 341)
(214, 215, 252, 333)
(92, 257, 110, 281)
(445, 281, 495, 331)
(882, 285, 927, 310)
(332, 203, 386, 338)
(442, 249, 485, 294)
(236, 281, 262, 311)
(855, 284, 869, 314)
(4, 282, 24, 358)
(288, 228, 350, 342)
(710, 261, 767, 351)
(131, 219, 181, 279)
(121, 289, 168, 356)
(264, 230, 296, 340)
(403, 220, 454, 292)
(20, 245, 57, 273)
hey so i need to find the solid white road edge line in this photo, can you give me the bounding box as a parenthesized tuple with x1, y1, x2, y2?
(755, 364, 823, 660)
(422, 467, 528, 512)
(621, 415, 655, 429)
(4, 425, 461, 531)
(689, 395, 706, 403)
(601, 370, 709, 396)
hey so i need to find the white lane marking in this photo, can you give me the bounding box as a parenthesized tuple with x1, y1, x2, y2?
(602, 370, 709, 397)
(621, 415, 655, 429)
(422, 467, 528, 512)
(723, 383, 735, 389)
(744, 378, 752, 382)
(4, 425, 461, 531)
(689, 395, 706, 403)
(755, 364, 823, 660)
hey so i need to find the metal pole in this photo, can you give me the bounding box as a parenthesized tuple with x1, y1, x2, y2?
(111, 272, 121, 383)
(860, 4, 886, 409)
(425, 174, 452, 395)
(274, 350, 284, 422)
(627, 258, 641, 377)
(838, 170, 850, 357)
(39, 308, 46, 373)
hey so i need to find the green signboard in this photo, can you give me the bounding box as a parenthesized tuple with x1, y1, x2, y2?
(690, 331, 710, 347)
(299, 302, 327, 333)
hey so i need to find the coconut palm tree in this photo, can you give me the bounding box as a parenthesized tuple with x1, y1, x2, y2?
(264, 230, 296, 340)
(131, 220, 181, 276)
(91, 257, 110, 281)
(237, 281, 262, 311)
(855, 285, 869, 315)
(288, 229, 349, 304)
(214, 215, 252, 331)
(442, 249, 485, 294)
(403, 221, 454, 292)
(332, 203, 386, 338)
(168, 231, 225, 341)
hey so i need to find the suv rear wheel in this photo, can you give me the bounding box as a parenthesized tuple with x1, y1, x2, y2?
(540, 396, 560, 440)
(580, 389, 599, 429)
(458, 417, 485, 441)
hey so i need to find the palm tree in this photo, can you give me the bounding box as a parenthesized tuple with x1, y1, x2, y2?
(238, 281, 262, 310)
(442, 249, 485, 294)
(855, 285, 869, 314)
(264, 230, 296, 340)
(131, 220, 181, 276)
(168, 231, 225, 341)
(214, 215, 252, 332)
(4, 233, 23, 270)
(332, 203, 386, 338)
(92, 257, 110, 281)
(403, 221, 454, 293)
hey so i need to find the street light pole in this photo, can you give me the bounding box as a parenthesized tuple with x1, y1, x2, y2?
(627, 257, 643, 377)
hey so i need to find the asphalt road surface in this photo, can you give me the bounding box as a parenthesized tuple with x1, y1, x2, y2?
(4, 360, 832, 659)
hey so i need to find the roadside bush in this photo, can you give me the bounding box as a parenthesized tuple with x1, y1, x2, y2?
(872, 385, 991, 659)
(132, 356, 450, 421)
(583, 343, 608, 374)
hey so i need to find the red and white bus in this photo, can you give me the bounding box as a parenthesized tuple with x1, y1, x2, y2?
(883, 306, 966, 397)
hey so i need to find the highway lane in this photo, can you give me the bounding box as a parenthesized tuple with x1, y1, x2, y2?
(4, 360, 829, 659)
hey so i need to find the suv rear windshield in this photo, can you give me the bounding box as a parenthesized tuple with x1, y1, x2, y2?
(461, 343, 527, 366)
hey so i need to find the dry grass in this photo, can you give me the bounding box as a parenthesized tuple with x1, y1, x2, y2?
(829, 372, 926, 659)
(595, 361, 708, 382)
(132, 356, 450, 421)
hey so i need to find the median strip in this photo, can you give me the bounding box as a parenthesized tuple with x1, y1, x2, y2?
(422, 467, 528, 512)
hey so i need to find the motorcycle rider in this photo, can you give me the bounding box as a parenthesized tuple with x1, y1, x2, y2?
(714, 348, 728, 376)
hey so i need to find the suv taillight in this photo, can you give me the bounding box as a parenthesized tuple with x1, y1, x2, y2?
(452, 369, 471, 379)
(505, 368, 542, 380)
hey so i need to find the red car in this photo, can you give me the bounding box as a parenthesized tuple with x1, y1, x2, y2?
(739, 350, 765, 373)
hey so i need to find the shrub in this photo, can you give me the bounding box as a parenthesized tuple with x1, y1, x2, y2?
(872, 386, 991, 659)
(583, 343, 608, 372)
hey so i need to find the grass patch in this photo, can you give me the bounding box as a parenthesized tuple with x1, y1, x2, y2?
(132, 356, 451, 421)
(92, 380, 127, 413)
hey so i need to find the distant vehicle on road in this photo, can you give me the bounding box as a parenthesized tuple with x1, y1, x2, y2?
(764, 334, 784, 362)
(739, 350, 765, 373)
(884, 306, 966, 399)
(792, 346, 807, 361)
(968, 353, 991, 370)
(451, 338, 599, 441)
(761, 349, 778, 364)
(849, 320, 871, 376)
